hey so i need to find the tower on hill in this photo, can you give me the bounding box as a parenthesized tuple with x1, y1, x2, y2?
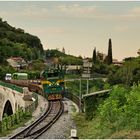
(62, 47, 65, 54)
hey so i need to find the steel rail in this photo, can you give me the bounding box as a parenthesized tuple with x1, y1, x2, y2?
(10, 101, 64, 139)
(26, 100, 64, 139)
(10, 101, 52, 139)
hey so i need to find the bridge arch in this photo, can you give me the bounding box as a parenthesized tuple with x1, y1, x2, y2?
(2, 100, 13, 118)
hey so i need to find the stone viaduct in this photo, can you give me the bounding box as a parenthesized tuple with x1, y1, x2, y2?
(0, 84, 33, 121)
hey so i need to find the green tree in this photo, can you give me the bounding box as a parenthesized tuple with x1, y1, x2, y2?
(0, 46, 6, 63)
(31, 59, 45, 71)
(0, 19, 44, 60)
(107, 57, 140, 86)
(137, 49, 140, 56)
(92, 47, 97, 64)
(106, 38, 113, 65)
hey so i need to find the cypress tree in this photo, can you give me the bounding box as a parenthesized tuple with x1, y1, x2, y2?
(107, 38, 113, 64)
(92, 47, 96, 64)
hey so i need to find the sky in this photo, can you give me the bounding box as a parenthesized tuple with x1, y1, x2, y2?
(0, 1, 140, 60)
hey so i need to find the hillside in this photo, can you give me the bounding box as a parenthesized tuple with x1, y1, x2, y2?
(0, 18, 44, 63)
(45, 49, 83, 65)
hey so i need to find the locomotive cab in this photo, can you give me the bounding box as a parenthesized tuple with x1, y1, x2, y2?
(41, 68, 65, 100)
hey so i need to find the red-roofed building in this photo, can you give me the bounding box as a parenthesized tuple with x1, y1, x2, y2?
(7, 57, 27, 69)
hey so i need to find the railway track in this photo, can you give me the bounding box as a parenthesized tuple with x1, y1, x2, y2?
(10, 100, 64, 139)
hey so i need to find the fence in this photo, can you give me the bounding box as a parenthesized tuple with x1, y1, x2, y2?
(65, 90, 83, 111)
(0, 81, 23, 93)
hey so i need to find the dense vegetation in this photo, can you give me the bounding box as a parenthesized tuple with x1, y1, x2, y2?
(71, 39, 140, 138)
(91, 39, 140, 86)
(0, 18, 43, 63)
(45, 49, 83, 65)
(72, 55, 140, 138)
(91, 39, 114, 78)
(73, 84, 140, 138)
(108, 57, 140, 86)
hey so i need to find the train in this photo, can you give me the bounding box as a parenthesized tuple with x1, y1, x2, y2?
(5, 73, 28, 80)
(5, 68, 65, 101)
(40, 68, 65, 100)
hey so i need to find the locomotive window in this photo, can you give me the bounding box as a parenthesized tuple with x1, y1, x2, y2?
(48, 72, 59, 77)
(54, 72, 59, 77)
(48, 73, 53, 77)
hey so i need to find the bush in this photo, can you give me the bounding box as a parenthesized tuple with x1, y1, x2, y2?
(73, 83, 140, 138)
(97, 84, 140, 135)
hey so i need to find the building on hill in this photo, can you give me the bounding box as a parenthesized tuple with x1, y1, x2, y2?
(7, 57, 27, 70)
(112, 59, 123, 66)
(82, 58, 92, 78)
(97, 51, 107, 62)
(62, 47, 65, 54)
(66, 65, 82, 74)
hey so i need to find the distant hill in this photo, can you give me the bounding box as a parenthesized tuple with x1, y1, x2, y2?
(0, 18, 44, 63)
(0, 18, 83, 66)
(45, 49, 83, 65)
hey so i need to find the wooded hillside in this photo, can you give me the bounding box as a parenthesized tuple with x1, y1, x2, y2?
(0, 18, 44, 63)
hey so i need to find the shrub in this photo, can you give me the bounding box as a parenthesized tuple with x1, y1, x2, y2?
(97, 84, 140, 133)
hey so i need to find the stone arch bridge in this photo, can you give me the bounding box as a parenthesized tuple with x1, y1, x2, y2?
(0, 82, 33, 121)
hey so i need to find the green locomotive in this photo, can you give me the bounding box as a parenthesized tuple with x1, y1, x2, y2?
(41, 68, 65, 100)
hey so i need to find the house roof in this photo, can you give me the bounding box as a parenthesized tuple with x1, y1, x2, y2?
(7, 57, 27, 68)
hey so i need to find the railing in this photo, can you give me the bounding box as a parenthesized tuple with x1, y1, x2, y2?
(64, 90, 83, 111)
(0, 81, 23, 93)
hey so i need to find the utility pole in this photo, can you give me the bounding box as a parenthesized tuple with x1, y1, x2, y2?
(87, 79, 89, 94)
(79, 78, 82, 112)
(86, 65, 90, 94)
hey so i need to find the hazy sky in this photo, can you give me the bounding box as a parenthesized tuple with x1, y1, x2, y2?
(0, 1, 140, 60)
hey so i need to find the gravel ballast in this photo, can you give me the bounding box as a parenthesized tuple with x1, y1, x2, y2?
(38, 100, 77, 139)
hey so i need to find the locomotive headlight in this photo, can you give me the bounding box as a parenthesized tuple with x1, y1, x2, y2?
(56, 83, 59, 86)
(49, 83, 52, 86)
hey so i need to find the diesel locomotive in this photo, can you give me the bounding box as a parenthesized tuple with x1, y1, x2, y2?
(40, 68, 65, 100)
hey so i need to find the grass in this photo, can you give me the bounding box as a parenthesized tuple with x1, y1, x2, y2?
(0, 116, 31, 137)
(72, 113, 96, 139)
(109, 130, 140, 139)
(65, 74, 80, 79)
(72, 112, 140, 139)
